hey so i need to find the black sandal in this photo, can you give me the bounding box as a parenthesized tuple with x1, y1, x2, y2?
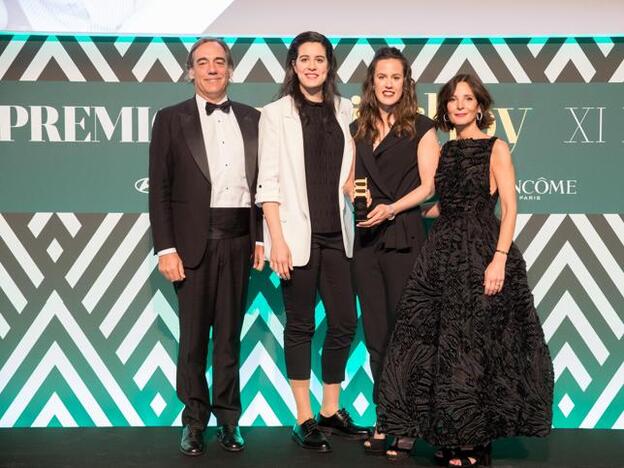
(446, 443, 492, 468)
(434, 447, 458, 465)
(362, 435, 386, 455)
(385, 436, 414, 461)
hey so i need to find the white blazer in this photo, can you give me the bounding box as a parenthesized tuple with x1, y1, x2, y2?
(255, 95, 355, 266)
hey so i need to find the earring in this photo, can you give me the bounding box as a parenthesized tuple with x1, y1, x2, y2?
(443, 114, 450, 123)
(477, 111, 483, 121)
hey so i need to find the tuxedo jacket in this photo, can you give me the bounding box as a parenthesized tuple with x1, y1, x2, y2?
(149, 97, 262, 269)
(255, 95, 355, 267)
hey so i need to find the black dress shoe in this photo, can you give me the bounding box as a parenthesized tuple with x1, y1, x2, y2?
(317, 408, 371, 439)
(216, 424, 245, 452)
(292, 418, 331, 452)
(180, 424, 204, 456)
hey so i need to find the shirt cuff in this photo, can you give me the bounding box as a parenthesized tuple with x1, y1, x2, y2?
(255, 241, 264, 246)
(157, 248, 177, 256)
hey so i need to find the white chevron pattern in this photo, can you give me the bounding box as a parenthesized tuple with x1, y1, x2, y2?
(132, 39, 184, 82)
(231, 39, 285, 83)
(1, 35, 622, 84)
(545, 38, 596, 83)
(0, 210, 622, 429)
(22, 37, 86, 81)
(435, 39, 498, 83)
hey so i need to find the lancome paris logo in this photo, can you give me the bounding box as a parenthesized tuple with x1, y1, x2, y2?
(135, 178, 149, 193)
(515, 178, 577, 201)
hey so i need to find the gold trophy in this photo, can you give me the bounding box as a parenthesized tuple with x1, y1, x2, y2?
(354, 178, 369, 223)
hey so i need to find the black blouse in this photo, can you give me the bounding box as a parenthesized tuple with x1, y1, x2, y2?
(301, 100, 344, 233)
(350, 114, 435, 250)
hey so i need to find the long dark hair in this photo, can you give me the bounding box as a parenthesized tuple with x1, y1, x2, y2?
(354, 47, 419, 143)
(434, 73, 495, 132)
(279, 31, 339, 125)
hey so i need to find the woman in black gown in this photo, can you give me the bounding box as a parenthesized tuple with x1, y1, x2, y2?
(376, 73, 554, 467)
(349, 47, 440, 455)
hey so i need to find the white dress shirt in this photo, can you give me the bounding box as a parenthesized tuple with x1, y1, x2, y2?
(196, 94, 250, 208)
(157, 94, 253, 256)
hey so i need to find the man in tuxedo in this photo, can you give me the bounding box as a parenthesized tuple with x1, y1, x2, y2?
(149, 37, 264, 456)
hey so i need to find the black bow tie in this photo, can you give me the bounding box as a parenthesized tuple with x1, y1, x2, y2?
(205, 100, 231, 115)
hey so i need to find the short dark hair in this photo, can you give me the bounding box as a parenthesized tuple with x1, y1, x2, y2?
(434, 73, 495, 132)
(185, 37, 234, 79)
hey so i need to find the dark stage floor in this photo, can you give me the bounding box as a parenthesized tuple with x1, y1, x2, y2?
(0, 427, 622, 468)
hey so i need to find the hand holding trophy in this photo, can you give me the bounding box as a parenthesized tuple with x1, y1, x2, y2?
(354, 178, 369, 224)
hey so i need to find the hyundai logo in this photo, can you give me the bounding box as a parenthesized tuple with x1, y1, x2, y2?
(134, 177, 149, 193)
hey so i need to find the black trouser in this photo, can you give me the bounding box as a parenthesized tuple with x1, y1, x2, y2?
(352, 240, 421, 404)
(175, 209, 251, 430)
(281, 232, 357, 383)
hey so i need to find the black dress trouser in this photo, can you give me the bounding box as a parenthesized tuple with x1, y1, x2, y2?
(175, 223, 250, 429)
(352, 239, 421, 404)
(281, 232, 357, 384)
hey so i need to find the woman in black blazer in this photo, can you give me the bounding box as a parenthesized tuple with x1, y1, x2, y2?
(349, 47, 440, 457)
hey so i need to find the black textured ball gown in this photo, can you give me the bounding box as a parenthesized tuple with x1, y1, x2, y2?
(377, 137, 553, 448)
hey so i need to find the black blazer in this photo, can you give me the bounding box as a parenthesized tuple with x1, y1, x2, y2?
(149, 97, 262, 268)
(350, 115, 434, 250)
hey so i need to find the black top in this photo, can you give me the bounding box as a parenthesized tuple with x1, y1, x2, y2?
(350, 114, 435, 250)
(301, 100, 344, 233)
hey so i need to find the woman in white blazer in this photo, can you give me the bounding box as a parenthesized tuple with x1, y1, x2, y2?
(255, 31, 368, 452)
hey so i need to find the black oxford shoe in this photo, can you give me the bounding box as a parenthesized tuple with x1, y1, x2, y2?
(292, 418, 331, 452)
(317, 408, 371, 439)
(180, 424, 204, 456)
(216, 424, 245, 452)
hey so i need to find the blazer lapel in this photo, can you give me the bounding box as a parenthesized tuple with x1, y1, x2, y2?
(232, 103, 257, 192)
(357, 140, 394, 199)
(283, 98, 307, 199)
(181, 99, 211, 183)
(336, 101, 352, 188)
(373, 129, 403, 157)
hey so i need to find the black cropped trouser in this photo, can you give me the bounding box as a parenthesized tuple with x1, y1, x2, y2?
(281, 232, 357, 383)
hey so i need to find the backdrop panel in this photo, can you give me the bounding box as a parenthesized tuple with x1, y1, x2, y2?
(0, 35, 623, 429)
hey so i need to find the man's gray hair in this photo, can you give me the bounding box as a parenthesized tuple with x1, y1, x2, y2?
(186, 37, 234, 70)
(185, 37, 234, 80)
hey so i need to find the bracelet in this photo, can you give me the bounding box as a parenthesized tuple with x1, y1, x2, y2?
(388, 204, 396, 221)
(495, 249, 508, 256)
